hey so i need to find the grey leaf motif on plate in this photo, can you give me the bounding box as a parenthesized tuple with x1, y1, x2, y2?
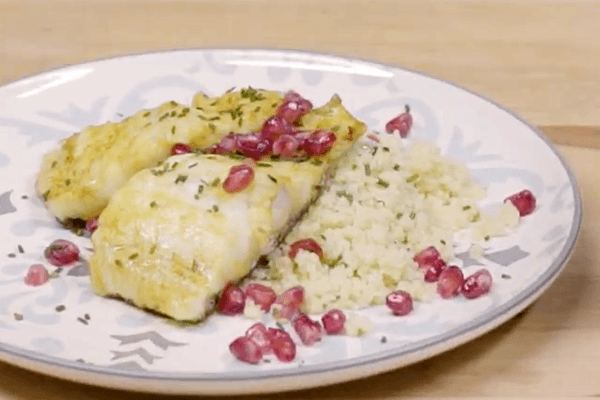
(538, 236, 567, 259)
(67, 259, 90, 277)
(455, 251, 486, 268)
(0, 118, 68, 145)
(111, 331, 188, 350)
(469, 167, 545, 199)
(550, 182, 571, 213)
(301, 69, 323, 86)
(0, 191, 16, 216)
(204, 51, 236, 75)
(483, 245, 529, 266)
(184, 62, 201, 74)
(37, 97, 108, 128)
(106, 361, 146, 371)
(110, 347, 161, 365)
(267, 66, 291, 83)
(542, 225, 566, 242)
(444, 126, 502, 163)
(386, 80, 399, 93)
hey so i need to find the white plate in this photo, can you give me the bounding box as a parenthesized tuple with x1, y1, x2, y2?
(0, 49, 581, 395)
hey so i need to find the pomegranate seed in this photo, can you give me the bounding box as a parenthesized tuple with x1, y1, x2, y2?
(276, 91, 313, 123)
(85, 216, 99, 233)
(223, 164, 255, 194)
(273, 134, 301, 158)
(229, 336, 263, 364)
(302, 130, 337, 157)
(211, 134, 238, 155)
(385, 105, 413, 138)
(367, 134, 380, 143)
(245, 322, 272, 354)
(267, 328, 296, 362)
(235, 134, 272, 160)
(24, 264, 49, 287)
(275, 286, 305, 320)
(261, 117, 293, 141)
(386, 291, 413, 316)
(170, 143, 193, 156)
(505, 189, 536, 216)
(245, 283, 277, 312)
(288, 239, 324, 260)
(437, 265, 464, 298)
(423, 258, 447, 283)
(414, 246, 441, 267)
(321, 309, 346, 335)
(218, 282, 246, 315)
(292, 313, 323, 346)
(44, 239, 80, 267)
(462, 269, 493, 299)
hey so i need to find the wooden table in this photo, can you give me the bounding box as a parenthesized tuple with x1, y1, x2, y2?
(0, 1, 599, 398)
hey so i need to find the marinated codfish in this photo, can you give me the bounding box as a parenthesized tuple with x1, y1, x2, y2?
(36, 88, 284, 221)
(89, 95, 367, 321)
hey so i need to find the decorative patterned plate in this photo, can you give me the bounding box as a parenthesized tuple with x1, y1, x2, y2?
(0, 49, 581, 395)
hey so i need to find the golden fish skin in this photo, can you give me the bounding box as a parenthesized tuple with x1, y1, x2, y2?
(36, 88, 283, 221)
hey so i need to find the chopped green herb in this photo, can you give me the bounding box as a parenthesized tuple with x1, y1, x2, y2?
(208, 116, 220, 121)
(241, 87, 265, 101)
(440, 240, 446, 245)
(226, 86, 236, 93)
(330, 125, 340, 132)
(376, 178, 390, 188)
(256, 162, 272, 168)
(484, 235, 490, 241)
(254, 106, 261, 112)
(175, 174, 188, 184)
(393, 164, 400, 171)
(150, 244, 157, 255)
(115, 259, 123, 267)
(169, 101, 178, 107)
(65, 179, 71, 186)
(171, 125, 176, 134)
(463, 205, 472, 211)
(197, 185, 204, 194)
(396, 212, 403, 219)
(372, 147, 379, 156)
(143, 111, 151, 117)
(471, 212, 481, 222)
(51, 161, 58, 168)
(310, 159, 324, 166)
(212, 205, 219, 213)
(159, 113, 169, 121)
(382, 147, 390, 152)
(77, 317, 88, 325)
(351, 164, 358, 170)
(128, 253, 139, 260)
(380, 336, 387, 344)
(18, 245, 24, 254)
(170, 110, 177, 117)
(238, 117, 243, 127)
(267, 174, 278, 183)
(210, 177, 221, 187)
(143, 122, 151, 128)
(208, 123, 216, 132)
(188, 162, 198, 169)
(364, 163, 372, 176)
(336, 190, 354, 204)
(14, 313, 23, 321)
(194, 194, 200, 200)
(409, 212, 416, 220)
(501, 274, 511, 279)
(55, 305, 66, 312)
(406, 174, 419, 183)
(210, 100, 219, 106)
(49, 268, 63, 279)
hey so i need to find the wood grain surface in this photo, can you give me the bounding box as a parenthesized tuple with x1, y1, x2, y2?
(0, 1, 599, 399)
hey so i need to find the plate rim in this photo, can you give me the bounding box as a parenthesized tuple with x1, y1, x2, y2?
(0, 47, 583, 393)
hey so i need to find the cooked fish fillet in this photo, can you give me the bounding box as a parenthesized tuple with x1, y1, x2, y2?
(36, 88, 284, 221)
(89, 95, 367, 321)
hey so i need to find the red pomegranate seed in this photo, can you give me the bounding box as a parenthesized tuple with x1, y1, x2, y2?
(44, 239, 80, 267)
(218, 282, 246, 315)
(367, 134, 380, 143)
(85, 216, 99, 233)
(276, 91, 313, 123)
(505, 189, 537, 217)
(414, 246, 441, 267)
(386, 291, 413, 316)
(245, 322, 272, 354)
(235, 134, 272, 160)
(170, 143, 193, 156)
(437, 265, 464, 298)
(292, 313, 323, 346)
(273, 134, 301, 158)
(302, 130, 337, 157)
(24, 264, 49, 287)
(229, 336, 263, 364)
(321, 309, 346, 335)
(385, 105, 413, 138)
(222, 164, 255, 194)
(261, 117, 293, 141)
(245, 283, 277, 312)
(288, 239, 324, 260)
(275, 286, 305, 320)
(267, 328, 296, 362)
(462, 269, 493, 299)
(423, 258, 447, 283)
(211, 134, 238, 155)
